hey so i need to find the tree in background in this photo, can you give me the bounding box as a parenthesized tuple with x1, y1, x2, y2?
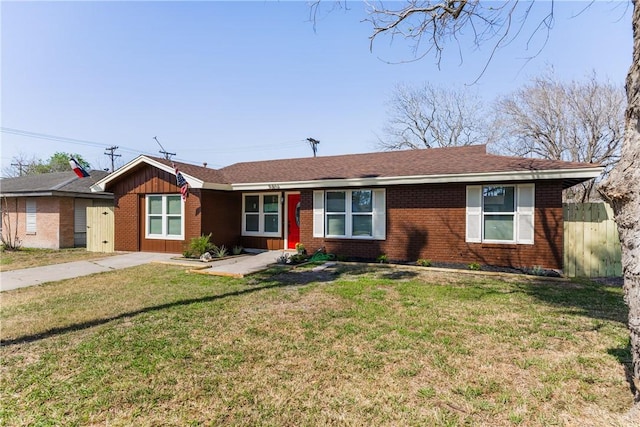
(493, 72, 624, 202)
(338, 0, 640, 405)
(378, 82, 491, 150)
(3, 152, 91, 177)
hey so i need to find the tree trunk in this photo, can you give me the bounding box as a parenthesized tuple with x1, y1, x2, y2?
(599, 0, 640, 402)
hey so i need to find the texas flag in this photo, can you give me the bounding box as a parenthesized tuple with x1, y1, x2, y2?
(69, 157, 90, 178)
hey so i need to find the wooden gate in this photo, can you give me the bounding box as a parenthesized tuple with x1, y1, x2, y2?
(86, 201, 115, 253)
(563, 203, 622, 278)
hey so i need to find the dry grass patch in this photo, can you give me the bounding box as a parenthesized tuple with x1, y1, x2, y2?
(0, 263, 634, 426)
(0, 247, 118, 271)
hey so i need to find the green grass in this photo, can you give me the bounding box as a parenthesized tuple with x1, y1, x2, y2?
(0, 247, 117, 271)
(0, 264, 633, 426)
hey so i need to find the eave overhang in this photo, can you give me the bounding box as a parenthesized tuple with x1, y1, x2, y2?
(0, 191, 114, 199)
(228, 167, 605, 191)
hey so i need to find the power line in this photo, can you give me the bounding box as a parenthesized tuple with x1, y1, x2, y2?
(153, 136, 175, 160)
(10, 161, 27, 176)
(306, 137, 320, 157)
(103, 146, 122, 173)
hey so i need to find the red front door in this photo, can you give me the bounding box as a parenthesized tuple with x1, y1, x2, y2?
(287, 193, 301, 249)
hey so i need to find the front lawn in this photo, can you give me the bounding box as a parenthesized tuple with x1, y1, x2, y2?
(0, 264, 633, 426)
(0, 247, 117, 272)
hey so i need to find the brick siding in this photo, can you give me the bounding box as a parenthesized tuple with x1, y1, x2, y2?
(1, 196, 78, 249)
(300, 181, 564, 270)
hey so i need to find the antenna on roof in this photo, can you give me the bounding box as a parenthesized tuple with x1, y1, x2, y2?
(306, 137, 320, 157)
(153, 136, 176, 160)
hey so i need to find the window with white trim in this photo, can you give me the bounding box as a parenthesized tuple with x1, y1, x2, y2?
(26, 200, 36, 234)
(314, 189, 385, 240)
(466, 184, 534, 244)
(242, 193, 281, 237)
(146, 195, 184, 240)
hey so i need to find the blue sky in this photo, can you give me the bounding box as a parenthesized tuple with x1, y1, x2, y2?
(0, 1, 633, 173)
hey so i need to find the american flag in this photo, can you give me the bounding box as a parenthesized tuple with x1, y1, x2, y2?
(173, 163, 189, 201)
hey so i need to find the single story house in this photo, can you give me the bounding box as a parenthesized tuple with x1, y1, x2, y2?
(93, 145, 602, 270)
(1, 170, 112, 249)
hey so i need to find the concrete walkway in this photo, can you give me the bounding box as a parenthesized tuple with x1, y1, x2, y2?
(189, 250, 284, 278)
(0, 252, 176, 292)
(0, 250, 286, 292)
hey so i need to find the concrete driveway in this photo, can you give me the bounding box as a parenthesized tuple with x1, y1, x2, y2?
(0, 252, 176, 292)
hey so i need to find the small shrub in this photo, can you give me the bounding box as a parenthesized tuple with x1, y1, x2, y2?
(377, 254, 388, 264)
(468, 262, 481, 271)
(417, 258, 431, 267)
(211, 245, 228, 258)
(182, 249, 193, 258)
(289, 253, 308, 264)
(189, 233, 215, 257)
(232, 245, 244, 255)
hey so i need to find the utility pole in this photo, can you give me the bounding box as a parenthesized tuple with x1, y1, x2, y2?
(153, 136, 175, 160)
(306, 137, 320, 157)
(104, 146, 122, 173)
(10, 161, 27, 176)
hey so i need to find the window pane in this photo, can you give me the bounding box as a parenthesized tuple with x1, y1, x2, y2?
(149, 196, 163, 215)
(149, 216, 163, 234)
(166, 196, 182, 215)
(264, 214, 278, 233)
(167, 216, 182, 235)
(352, 190, 372, 213)
(484, 215, 514, 240)
(352, 215, 372, 236)
(483, 186, 515, 213)
(245, 195, 259, 213)
(327, 214, 346, 235)
(326, 192, 346, 212)
(263, 195, 279, 213)
(246, 214, 259, 232)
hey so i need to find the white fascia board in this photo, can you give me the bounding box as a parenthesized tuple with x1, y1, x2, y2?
(229, 167, 604, 191)
(201, 182, 233, 191)
(92, 155, 205, 191)
(0, 191, 55, 197)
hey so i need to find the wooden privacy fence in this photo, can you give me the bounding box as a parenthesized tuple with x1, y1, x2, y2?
(86, 201, 115, 253)
(563, 203, 622, 278)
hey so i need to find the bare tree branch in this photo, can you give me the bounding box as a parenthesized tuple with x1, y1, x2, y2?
(493, 71, 624, 201)
(378, 82, 491, 150)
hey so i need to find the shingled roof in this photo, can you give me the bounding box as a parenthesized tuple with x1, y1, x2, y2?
(1, 170, 112, 197)
(95, 145, 603, 192)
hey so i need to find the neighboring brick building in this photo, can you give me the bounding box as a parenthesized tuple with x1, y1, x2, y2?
(0, 171, 112, 249)
(94, 145, 602, 270)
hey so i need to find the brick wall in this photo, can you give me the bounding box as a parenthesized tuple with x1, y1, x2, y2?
(0, 197, 74, 249)
(58, 198, 75, 248)
(113, 193, 140, 251)
(300, 181, 564, 270)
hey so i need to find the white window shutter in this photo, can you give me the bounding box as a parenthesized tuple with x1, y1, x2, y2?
(466, 186, 482, 243)
(372, 189, 386, 240)
(26, 200, 37, 233)
(517, 184, 535, 244)
(313, 191, 324, 238)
